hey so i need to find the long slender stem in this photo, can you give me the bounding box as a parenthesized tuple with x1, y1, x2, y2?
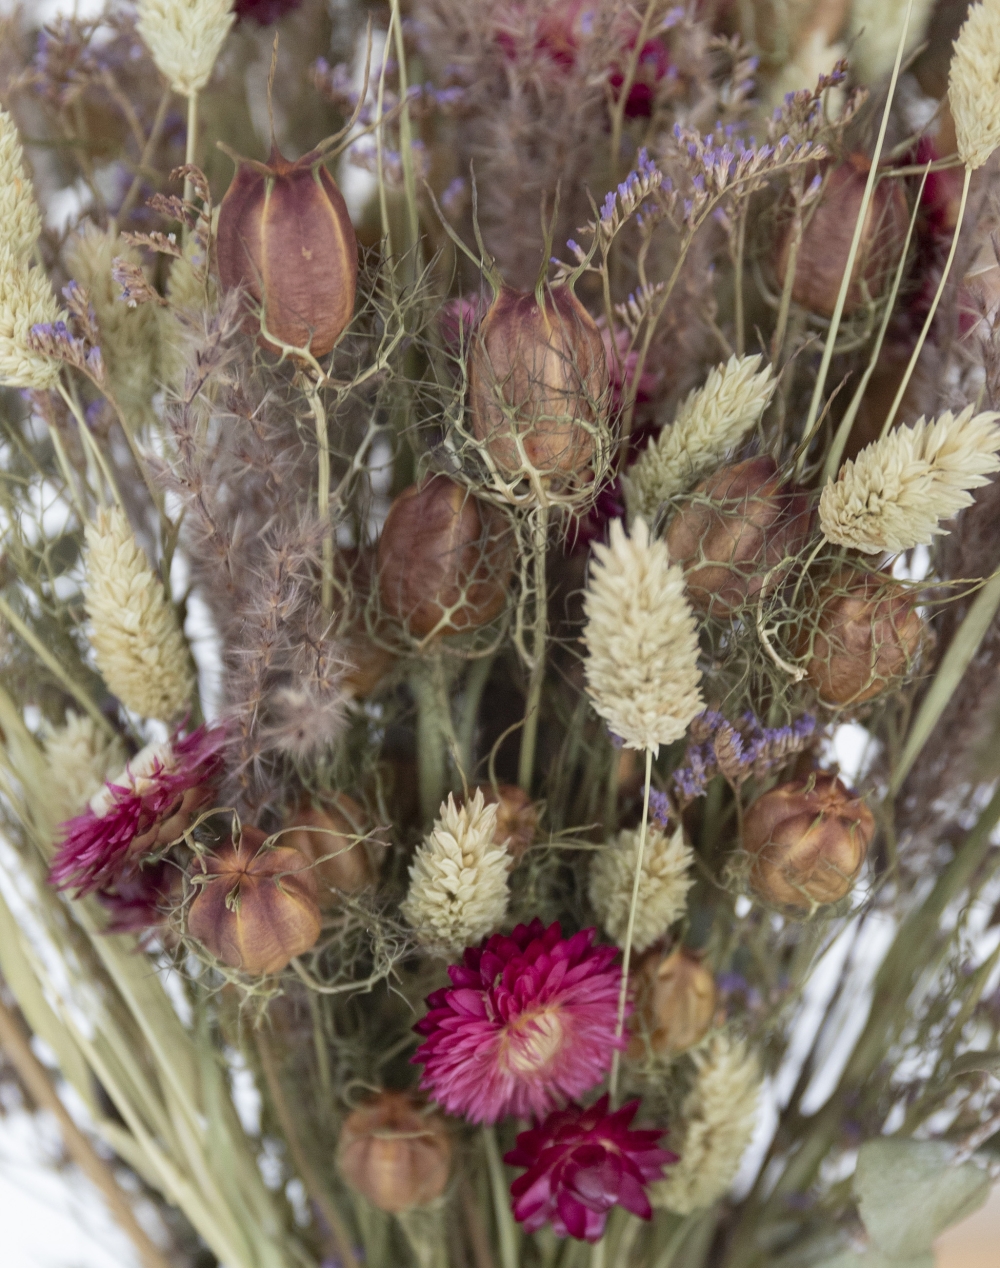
(0, 998, 174, 1268)
(518, 504, 549, 794)
(412, 657, 449, 824)
(733, 206, 747, 358)
(116, 85, 172, 226)
(800, 0, 914, 443)
(302, 372, 334, 611)
(0, 595, 112, 735)
(255, 1029, 360, 1268)
(878, 165, 972, 440)
(183, 92, 198, 205)
(483, 1126, 519, 1268)
(608, 747, 653, 1106)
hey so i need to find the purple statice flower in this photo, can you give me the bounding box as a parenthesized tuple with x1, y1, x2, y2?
(648, 789, 671, 829)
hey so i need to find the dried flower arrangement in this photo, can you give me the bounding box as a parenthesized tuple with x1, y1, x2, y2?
(2, 2, 1000, 1268)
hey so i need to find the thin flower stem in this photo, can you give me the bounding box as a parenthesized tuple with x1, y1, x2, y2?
(878, 164, 973, 441)
(412, 657, 450, 825)
(0, 595, 113, 735)
(255, 1029, 360, 1268)
(518, 503, 550, 793)
(116, 85, 172, 226)
(483, 1125, 520, 1268)
(301, 371, 334, 611)
(58, 382, 123, 513)
(800, 0, 914, 444)
(609, 746, 653, 1106)
(0, 998, 175, 1268)
(733, 204, 747, 358)
(183, 92, 198, 205)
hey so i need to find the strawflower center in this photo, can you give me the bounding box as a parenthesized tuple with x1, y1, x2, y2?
(500, 1004, 564, 1076)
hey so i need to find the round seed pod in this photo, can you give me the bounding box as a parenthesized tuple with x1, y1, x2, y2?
(775, 156, 909, 318)
(627, 947, 716, 1059)
(469, 284, 609, 484)
(337, 1092, 452, 1213)
(798, 568, 923, 706)
(283, 794, 376, 909)
(665, 456, 811, 616)
(377, 475, 515, 638)
(187, 827, 321, 974)
(742, 772, 875, 909)
(475, 783, 538, 865)
(217, 143, 358, 356)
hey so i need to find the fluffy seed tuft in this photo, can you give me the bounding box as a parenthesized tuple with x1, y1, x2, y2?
(949, 0, 1000, 170)
(819, 407, 1000, 554)
(44, 714, 127, 826)
(624, 355, 775, 522)
(583, 517, 703, 754)
(84, 508, 195, 721)
(136, 0, 235, 97)
(651, 1034, 762, 1214)
(0, 107, 42, 259)
(401, 789, 510, 957)
(590, 823, 694, 953)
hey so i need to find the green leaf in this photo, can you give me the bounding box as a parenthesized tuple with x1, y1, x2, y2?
(816, 1253, 934, 1268)
(950, 1051, 1000, 1078)
(853, 1138, 990, 1258)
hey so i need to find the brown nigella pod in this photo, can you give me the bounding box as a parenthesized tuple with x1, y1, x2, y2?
(217, 143, 358, 357)
(743, 772, 875, 909)
(476, 783, 538, 866)
(798, 568, 923, 706)
(377, 475, 515, 638)
(282, 794, 376, 909)
(665, 456, 811, 616)
(775, 156, 909, 319)
(337, 1092, 452, 1213)
(469, 284, 609, 483)
(187, 827, 321, 974)
(628, 947, 716, 1059)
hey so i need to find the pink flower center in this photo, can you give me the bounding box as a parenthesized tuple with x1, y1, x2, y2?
(500, 1005, 564, 1076)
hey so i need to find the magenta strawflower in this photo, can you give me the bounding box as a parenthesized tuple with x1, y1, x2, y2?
(50, 725, 226, 896)
(412, 919, 624, 1125)
(504, 1096, 675, 1241)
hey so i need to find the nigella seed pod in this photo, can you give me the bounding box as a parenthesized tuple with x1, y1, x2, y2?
(377, 475, 515, 638)
(283, 794, 377, 909)
(798, 568, 923, 706)
(774, 157, 909, 319)
(469, 285, 609, 485)
(628, 947, 716, 1059)
(217, 143, 358, 356)
(337, 1092, 452, 1213)
(475, 783, 538, 866)
(187, 827, 321, 974)
(665, 456, 811, 616)
(743, 773, 875, 909)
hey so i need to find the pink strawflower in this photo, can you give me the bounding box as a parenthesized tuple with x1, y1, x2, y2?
(412, 919, 624, 1125)
(50, 725, 226, 896)
(505, 1096, 675, 1241)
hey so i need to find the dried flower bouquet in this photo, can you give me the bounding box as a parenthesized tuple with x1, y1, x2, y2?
(1, 2, 1000, 1268)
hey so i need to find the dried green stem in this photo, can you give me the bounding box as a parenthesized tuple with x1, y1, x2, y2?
(608, 746, 653, 1105)
(483, 1126, 519, 1268)
(0, 997, 174, 1268)
(301, 371, 334, 611)
(183, 92, 198, 205)
(518, 504, 550, 794)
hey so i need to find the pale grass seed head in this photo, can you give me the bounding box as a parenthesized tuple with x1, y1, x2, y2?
(401, 789, 510, 958)
(0, 244, 62, 389)
(652, 1033, 762, 1214)
(0, 106, 43, 259)
(66, 225, 164, 409)
(583, 517, 703, 754)
(949, 0, 1000, 169)
(624, 355, 776, 522)
(44, 714, 127, 825)
(819, 407, 1000, 554)
(589, 822, 694, 953)
(136, 0, 235, 97)
(84, 508, 195, 722)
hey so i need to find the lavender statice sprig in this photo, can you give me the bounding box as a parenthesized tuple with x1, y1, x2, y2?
(26, 319, 105, 385)
(672, 710, 817, 802)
